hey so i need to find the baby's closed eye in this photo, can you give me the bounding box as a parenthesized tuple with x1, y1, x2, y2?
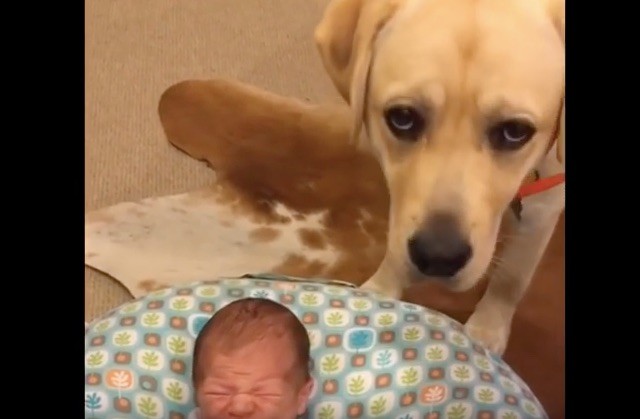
(204, 392, 229, 397)
(255, 393, 282, 398)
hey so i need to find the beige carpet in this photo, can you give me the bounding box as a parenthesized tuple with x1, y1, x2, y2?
(85, 0, 341, 321)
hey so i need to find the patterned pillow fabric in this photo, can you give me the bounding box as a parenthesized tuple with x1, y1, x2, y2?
(84, 274, 548, 419)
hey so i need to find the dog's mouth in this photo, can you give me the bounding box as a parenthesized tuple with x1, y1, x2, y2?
(401, 229, 493, 293)
(399, 212, 476, 286)
(403, 221, 502, 293)
(407, 266, 480, 292)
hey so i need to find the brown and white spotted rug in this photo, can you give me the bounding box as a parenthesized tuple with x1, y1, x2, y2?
(84, 79, 391, 297)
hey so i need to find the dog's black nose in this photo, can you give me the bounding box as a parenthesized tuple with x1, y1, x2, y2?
(407, 214, 472, 278)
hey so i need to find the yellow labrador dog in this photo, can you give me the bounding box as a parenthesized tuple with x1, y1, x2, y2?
(314, 0, 565, 354)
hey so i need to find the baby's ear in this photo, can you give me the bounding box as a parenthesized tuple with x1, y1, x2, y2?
(296, 377, 314, 415)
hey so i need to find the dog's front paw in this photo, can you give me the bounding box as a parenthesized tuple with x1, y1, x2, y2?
(464, 310, 512, 356)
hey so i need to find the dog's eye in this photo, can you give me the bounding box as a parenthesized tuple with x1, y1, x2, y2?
(488, 120, 536, 151)
(384, 106, 425, 141)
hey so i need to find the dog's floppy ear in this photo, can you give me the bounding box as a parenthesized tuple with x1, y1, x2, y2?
(556, 103, 564, 165)
(543, 0, 565, 44)
(314, 0, 403, 143)
(555, 9, 565, 167)
(542, 0, 565, 165)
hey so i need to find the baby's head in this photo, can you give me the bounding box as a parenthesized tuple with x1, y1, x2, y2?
(192, 298, 313, 419)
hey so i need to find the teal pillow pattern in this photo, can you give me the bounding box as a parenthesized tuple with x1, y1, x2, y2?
(84, 274, 548, 419)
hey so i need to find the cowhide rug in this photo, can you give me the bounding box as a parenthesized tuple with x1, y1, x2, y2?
(85, 79, 394, 297)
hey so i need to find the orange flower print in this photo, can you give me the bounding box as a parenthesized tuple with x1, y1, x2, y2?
(420, 384, 447, 404)
(105, 369, 134, 390)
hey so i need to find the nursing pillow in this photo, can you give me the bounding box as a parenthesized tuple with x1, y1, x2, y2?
(84, 274, 547, 418)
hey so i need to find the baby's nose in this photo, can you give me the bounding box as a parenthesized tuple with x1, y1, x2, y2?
(227, 394, 255, 416)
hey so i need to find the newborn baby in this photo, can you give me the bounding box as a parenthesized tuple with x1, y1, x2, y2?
(192, 297, 314, 419)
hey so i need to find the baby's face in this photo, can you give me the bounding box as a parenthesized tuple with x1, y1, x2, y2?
(196, 338, 312, 419)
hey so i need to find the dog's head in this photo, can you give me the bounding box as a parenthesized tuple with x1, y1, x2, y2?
(315, 0, 564, 291)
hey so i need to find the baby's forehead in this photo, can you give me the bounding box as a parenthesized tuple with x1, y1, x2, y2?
(206, 327, 298, 352)
(194, 300, 308, 359)
(199, 335, 300, 376)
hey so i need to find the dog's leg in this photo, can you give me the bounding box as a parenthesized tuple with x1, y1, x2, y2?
(360, 252, 407, 299)
(465, 155, 565, 355)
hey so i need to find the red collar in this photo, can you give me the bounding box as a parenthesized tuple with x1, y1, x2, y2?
(519, 95, 565, 199)
(510, 171, 565, 219)
(513, 98, 565, 207)
(517, 172, 565, 199)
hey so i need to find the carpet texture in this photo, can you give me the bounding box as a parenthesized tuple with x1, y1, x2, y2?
(85, 1, 564, 416)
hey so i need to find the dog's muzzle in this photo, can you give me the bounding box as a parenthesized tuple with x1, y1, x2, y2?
(407, 213, 472, 278)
